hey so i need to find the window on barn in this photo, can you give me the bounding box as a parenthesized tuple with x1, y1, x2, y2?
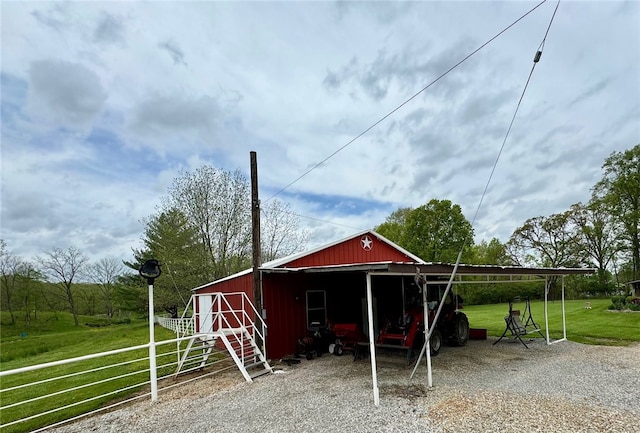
(306, 290, 326, 328)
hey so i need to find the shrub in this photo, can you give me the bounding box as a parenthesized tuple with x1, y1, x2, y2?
(611, 295, 627, 305)
(626, 296, 640, 305)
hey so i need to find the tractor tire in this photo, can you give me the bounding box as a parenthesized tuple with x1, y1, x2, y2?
(451, 312, 470, 346)
(429, 329, 443, 356)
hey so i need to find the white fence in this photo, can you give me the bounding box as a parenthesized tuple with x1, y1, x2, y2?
(156, 315, 195, 335)
(0, 292, 266, 432)
(0, 332, 237, 432)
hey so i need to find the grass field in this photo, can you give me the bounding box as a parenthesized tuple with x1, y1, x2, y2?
(0, 312, 177, 433)
(463, 298, 640, 345)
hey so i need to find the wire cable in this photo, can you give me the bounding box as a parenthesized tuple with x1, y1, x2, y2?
(468, 0, 559, 230)
(259, 206, 366, 231)
(265, 0, 549, 202)
(410, 0, 561, 382)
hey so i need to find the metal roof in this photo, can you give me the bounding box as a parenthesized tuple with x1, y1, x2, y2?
(192, 229, 594, 291)
(260, 261, 595, 277)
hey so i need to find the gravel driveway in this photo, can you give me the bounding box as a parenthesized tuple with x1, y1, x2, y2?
(50, 338, 640, 433)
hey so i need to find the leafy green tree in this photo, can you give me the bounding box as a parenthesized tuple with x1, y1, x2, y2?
(592, 144, 640, 281)
(506, 211, 586, 299)
(471, 238, 512, 265)
(402, 199, 474, 263)
(113, 273, 147, 316)
(1, 240, 21, 324)
(19, 267, 44, 324)
(127, 208, 209, 317)
(374, 207, 412, 244)
(506, 211, 585, 268)
(376, 200, 474, 262)
(570, 201, 620, 292)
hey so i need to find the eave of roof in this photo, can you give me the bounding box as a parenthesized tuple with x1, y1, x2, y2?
(191, 231, 594, 291)
(260, 261, 595, 277)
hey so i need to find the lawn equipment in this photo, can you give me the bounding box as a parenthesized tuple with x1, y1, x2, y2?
(295, 322, 334, 360)
(329, 323, 367, 356)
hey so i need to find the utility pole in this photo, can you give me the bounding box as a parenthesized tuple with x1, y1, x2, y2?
(250, 151, 263, 350)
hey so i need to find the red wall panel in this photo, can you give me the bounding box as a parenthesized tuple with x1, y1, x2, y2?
(284, 233, 414, 268)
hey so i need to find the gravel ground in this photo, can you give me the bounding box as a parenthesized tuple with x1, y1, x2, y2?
(50, 338, 640, 433)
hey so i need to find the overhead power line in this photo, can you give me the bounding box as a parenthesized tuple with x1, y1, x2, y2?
(259, 206, 366, 231)
(468, 0, 560, 230)
(411, 0, 562, 379)
(265, 0, 550, 203)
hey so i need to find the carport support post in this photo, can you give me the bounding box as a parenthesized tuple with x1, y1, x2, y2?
(422, 279, 433, 388)
(561, 276, 567, 340)
(365, 272, 380, 406)
(544, 276, 550, 344)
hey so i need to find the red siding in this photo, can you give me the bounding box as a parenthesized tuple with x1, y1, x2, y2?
(262, 274, 307, 359)
(196, 273, 306, 359)
(284, 233, 413, 268)
(198, 273, 253, 299)
(193, 231, 420, 359)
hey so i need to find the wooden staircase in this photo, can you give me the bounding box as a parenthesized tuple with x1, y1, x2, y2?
(173, 293, 272, 382)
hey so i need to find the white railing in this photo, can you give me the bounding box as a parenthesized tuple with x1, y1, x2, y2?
(165, 292, 267, 357)
(0, 334, 237, 433)
(0, 292, 267, 432)
(156, 316, 194, 335)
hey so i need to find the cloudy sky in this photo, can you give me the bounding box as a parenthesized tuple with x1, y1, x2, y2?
(1, 0, 639, 265)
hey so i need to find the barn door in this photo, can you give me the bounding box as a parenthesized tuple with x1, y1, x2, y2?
(198, 294, 214, 333)
(306, 290, 326, 328)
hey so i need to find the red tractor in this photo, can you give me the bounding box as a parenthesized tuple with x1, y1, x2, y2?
(376, 287, 469, 360)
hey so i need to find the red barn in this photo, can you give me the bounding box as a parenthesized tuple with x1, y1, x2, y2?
(192, 229, 594, 360)
(193, 230, 424, 359)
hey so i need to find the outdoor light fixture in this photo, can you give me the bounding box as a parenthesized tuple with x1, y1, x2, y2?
(139, 258, 161, 401)
(139, 259, 161, 284)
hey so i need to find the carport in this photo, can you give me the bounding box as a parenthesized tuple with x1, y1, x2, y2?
(264, 261, 594, 405)
(193, 230, 594, 406)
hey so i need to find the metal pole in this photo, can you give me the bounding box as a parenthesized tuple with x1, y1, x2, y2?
(366, 272, 380, 406)
(422, 278, 432, 388)
(544, 276, 550, 345)
(561, 276, 567, 340)
(411, 250, 462, 381)
(148, 282, 158, 402)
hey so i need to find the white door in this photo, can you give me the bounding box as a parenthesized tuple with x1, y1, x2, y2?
(198, 294, 214, 333)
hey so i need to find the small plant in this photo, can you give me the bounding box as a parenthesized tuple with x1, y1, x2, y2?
(608, 296, 640, 311)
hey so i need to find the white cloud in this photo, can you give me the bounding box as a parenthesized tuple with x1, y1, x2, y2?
(27, 59, 106, 129)
(1, 0, 638, 265)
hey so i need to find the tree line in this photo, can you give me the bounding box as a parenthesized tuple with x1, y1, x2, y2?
(375, 145, 639, 302)
(1, 166, 309, 325)
(2, 144, 638, 323)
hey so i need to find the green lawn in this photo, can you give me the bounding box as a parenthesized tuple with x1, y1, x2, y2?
(0, 312, 177, 433)
(463, 298, 640, 345)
